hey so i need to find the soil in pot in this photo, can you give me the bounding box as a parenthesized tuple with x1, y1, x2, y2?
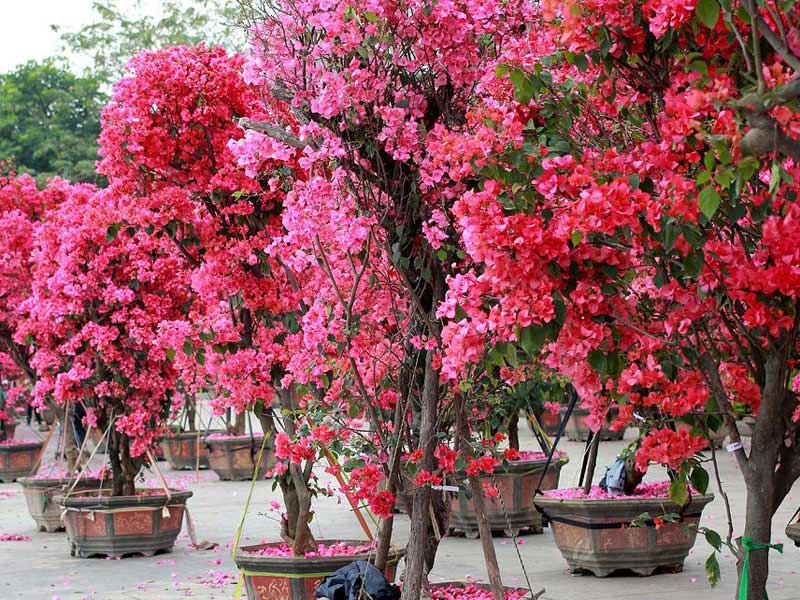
(160, 430, 223, 471)
(0, 439, 44, 482)
(429, 582, 532, 599)
(534, 482, 714, 577)
(205, 435, 276, 481)
(19, 472, 108, 532)
(55, 488, 193, 558)
(234, 540, 404, 600)
(450, 451, 569, 537)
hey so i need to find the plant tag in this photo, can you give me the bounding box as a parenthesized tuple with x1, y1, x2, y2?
(431, 485, 459, 492)
(726, 441, 744, 453)
(162, 506, 171, 518)
(87, 510, 95, 522)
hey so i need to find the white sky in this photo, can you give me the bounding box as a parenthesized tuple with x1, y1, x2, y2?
(0, 0, 164, 73)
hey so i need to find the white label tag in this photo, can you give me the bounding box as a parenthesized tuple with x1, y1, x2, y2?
(431, 485, 460, 492)
(727, 441, 744, 453)
(162, 506, 171, 519)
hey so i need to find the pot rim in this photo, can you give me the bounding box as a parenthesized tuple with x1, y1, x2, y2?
(234, 539, 405, 565)
(18, 476, 107, 488)
(0, 440, 44, 450)
(534, 492, 714, 514)
(431, 581, 533, 597)
(54, 488, 193, 509)
(163, 429, 226, 440)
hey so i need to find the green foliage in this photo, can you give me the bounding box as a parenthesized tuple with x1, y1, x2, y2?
(54, 0, 246, 86)
(0, 60, 104, 184)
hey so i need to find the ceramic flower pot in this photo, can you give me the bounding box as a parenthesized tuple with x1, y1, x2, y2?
(430, 581, 533, 599)
(205, 435, 276, 481)
(0, 440, 43, 482)
(160, 430, 222, 470)
(786, 521, 800, 547)
(234, 540, 404, 600)
(450, 454, 569, 537)
(534, 492, 714, 576)
(561, 407, 625, 442)
(2, 421, 17, 440)
(18, 476, 107, 532)
(55, 488, 192, 558)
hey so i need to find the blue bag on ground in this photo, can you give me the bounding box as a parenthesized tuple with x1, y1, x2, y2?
(314, 560, 400, 600)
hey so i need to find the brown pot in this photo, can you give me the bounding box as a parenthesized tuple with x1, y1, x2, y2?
(431, 582, 534, 598)
(534, 493, 714, 576)
(562, 407, 625, 442)
(0, 440, 43, 482)
(450, 454, 569, 537)
(18, 476, 107, 532)
(55, 488, 192, 558)
(206, 436, 277, 481)
(786, 522, 800, 547)
(160, 430, 221, 470)
(234, 540, 404, 600)
(2, 421, 17, 439)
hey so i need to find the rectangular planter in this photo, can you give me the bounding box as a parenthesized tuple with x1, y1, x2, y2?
(234, 540, 403, 600)
(55, 489, 192, 558)
(160, 430, 221, 470)
(19, 476, 107, 532)
(534, 493, 713, 577)
(0, 440, 44, 482)
(450, 455, 569, 537)
(206, 436, 276, 481)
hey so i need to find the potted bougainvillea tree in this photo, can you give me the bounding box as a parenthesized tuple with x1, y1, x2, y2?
(19, 184, 194, 558)
(433, 1, 800, 595)
(95, 43, 407, 597)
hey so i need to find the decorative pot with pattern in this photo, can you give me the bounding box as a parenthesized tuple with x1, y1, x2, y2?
(534, 493, 714, 576)
(55, 489, 192, 558)
(234, 540, 404, 600)
(160, 430, 222, 471)
(205, 435, 276, 481)
(561, 407, 625, 442)
(19, 476, 107, 532)
(450, 454, 569, 537)
(0, 440, 43, 482)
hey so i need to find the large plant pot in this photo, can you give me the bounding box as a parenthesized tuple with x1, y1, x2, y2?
(234, 540, 404, 600)
(55, 489, 192, 558)
(2, 421, 17, 439)
(527, 412, 561, 437)
(450, 455, 569, 537)
(19, 476, 107, 532)
(562, 407, 625, 442)
(0, 440, 43, 482)
(430, 582, 533, 599)
(206, 436, 276, 481)
(534, 493, 714, 576)
(160, 430, 220, 470)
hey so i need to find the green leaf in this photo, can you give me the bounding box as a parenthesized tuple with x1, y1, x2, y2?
(769, 163, 782, 195)
(182, 338, 193, 356)
(690, 465, 710, 495)
(509, 70, 536, 105)
(363, 11, 378, 22)
(696, 0, 720, 28)
(669, 478, 689, 506)
(165, 348, 176, 362)
(698, 186, 721, 219)
(704, 528, 723, 552)
(571, 230, 582, 246)
(705, 552, 721, 587)
(519, 325, 546, 355)
(106, 223, 121, 242)
(495, 63, 510, 78)
(690, 60, 709, 76)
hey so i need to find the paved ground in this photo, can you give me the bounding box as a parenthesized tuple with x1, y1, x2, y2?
(2, 421, 800, 600)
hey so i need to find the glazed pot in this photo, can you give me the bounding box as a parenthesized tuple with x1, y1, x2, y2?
(534, 493, 714, 576)
(160, 430, 222, 470)
(561, 407, 625, 442)
(55, 488, 192, 558)
(234, 540, 404, 600)
(205, 436, 276, 481)
(450, 454, 569, 537)
(18, 476, 107, 532)
(0, 440, 44, 482)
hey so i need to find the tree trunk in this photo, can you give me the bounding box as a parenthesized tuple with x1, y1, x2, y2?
(740, 480, 774, 599)
(401, 351, 443, 600)
(508, 412, 519, 451)
(108, 428, 142, 496)
(582, 432, 600, 495)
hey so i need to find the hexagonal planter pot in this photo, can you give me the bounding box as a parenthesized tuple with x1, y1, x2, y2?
(234, 540, 404, 600)
(18, 476, 107, 532)
(562, 407, 625, 442)
(450, 453, 569, 537)
(160, 430, 222, 471)
(206, 435, 276, 481)
(55, 489, 192, 558)
(0, 440, 44, 482)
(534, 492, 714, 576)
